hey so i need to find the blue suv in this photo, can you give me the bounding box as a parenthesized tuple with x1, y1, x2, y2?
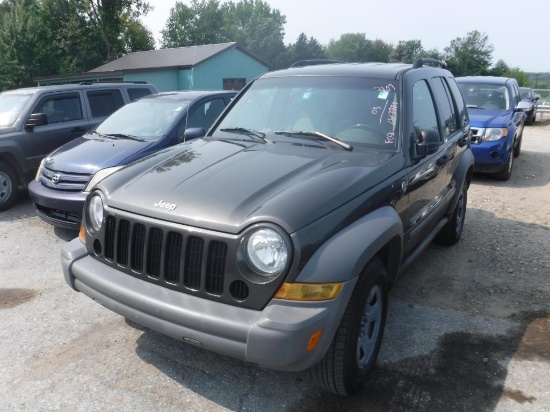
(456, 76, 530, 181)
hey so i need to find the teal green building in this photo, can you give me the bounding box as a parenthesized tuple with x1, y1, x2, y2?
(35, 43, 269, 92)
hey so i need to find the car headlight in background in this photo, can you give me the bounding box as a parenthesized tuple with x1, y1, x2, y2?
(483, 128, 507, 141)
(246, 228, 288, 275)
(84, 166, 124, 192)
(88, 194, 104, 232)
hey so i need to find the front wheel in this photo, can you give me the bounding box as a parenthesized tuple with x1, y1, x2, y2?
(311, 257, 388, 396)
(0, 161, 18, 211)
(495, 151, 513, 181)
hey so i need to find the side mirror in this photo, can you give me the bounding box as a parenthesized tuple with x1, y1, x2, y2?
(25, 113, 48, 129)
(179, 127, 206, 143)
(515, 101, 532, 112)
(412, 128, 440, 159)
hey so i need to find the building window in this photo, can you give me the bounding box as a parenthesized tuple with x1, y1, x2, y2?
(223, 78, 246, 91)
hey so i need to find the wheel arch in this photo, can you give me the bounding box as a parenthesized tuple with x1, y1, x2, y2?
(0, 151, 25, 189)
(294, 206, 404, 285)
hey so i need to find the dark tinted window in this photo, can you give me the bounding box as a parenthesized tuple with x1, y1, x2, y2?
(186, 98, 227, 129)
(87, 89, 124, 118)
(413, 80, 439, 137)
(447, 78, 468, 129)
(34, 93, 83, 124)
(128, 87, 154, 101)
(432, 77, 458, 139)
(223, 78, 246, 91)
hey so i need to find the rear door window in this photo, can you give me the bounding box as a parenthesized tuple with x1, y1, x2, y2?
(86, 89, 124, 118)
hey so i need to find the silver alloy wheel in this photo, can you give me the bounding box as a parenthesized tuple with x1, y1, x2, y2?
(0, 171, 12, 202)
(357, 284, 383, 368)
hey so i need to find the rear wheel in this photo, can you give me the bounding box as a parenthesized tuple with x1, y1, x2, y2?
(311, 257, 388, 396)
(434, 184, 467, 245)
(513, 135, 522, 158)
(0, 161, 18, 211)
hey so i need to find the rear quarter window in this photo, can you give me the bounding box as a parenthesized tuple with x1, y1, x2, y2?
(128, 87, 154, 101)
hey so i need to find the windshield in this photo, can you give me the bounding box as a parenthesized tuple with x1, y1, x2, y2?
(213, 76, 400, 150)
(458, 83, 510, 111)
(95, 97, 191, 141)
(0, 93, 32, 127)
(519, 88, 531, 100)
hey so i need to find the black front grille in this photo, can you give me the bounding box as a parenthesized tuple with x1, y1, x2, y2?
(102, 215, 228, 296)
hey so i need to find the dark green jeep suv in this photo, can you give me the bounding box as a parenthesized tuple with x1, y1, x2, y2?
(62, 60, 474, 396)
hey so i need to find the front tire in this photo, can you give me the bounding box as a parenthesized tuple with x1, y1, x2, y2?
(311, 257, 388, 396)
(0, 161, 18, 211)
(495, 151, 513, 181)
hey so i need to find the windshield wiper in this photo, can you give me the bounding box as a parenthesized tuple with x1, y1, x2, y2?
(274, 130, 353, 151)
(219, 127, 268, 143)
(102, 133, 146, 142)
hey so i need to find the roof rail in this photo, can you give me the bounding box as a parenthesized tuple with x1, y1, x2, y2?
(412, 58, 447, 69)
(78, 80, 148, 85)
(289, 59, 344, 68)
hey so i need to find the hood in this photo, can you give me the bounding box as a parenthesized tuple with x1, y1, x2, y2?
(45, 134, 155, 174)
(468, 110, 511, 128)
(100, 138, 403, 234)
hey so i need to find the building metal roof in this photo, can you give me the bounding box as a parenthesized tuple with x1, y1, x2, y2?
(89, 42, 267, 73)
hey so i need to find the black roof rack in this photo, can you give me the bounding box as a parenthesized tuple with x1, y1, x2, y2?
(78, 80, 148, 85)
(289, 59, 345, 68)
(412, 58, 447, 69)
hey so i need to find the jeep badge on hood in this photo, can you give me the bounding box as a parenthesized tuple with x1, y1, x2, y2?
(154, 200, 177, 211)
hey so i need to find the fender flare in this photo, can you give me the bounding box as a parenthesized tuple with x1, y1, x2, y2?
(294, 206, 403, 284)
(446, 149, 474, 215)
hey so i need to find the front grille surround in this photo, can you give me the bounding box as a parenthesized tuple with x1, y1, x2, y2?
(40, 166, 92, 192)
(87, 206, 288, 310)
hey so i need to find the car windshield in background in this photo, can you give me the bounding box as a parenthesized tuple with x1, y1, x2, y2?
(95, 97, 191, 141)
(213, 76, 400, 150)
(0, 93, 32, 127)
(458, 83, 510, 111)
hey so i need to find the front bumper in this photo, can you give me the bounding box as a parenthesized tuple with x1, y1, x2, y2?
(471, 139, 511, 173)
(28, 180, 86, 229)
(61, 238, 355, 372)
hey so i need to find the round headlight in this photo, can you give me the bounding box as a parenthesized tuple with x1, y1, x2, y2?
(246, 228, 288, 275)
(88, 195, 104, 232)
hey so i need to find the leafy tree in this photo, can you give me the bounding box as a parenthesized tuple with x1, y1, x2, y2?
(444, 30, 493, 76)
(503, 67, 530, 86)
(390, 40, 423, 63)
(120, 14, 155, 53)
(161, 0, 286, 68)
(325, 33, 370, 62)
(489, 59, 508, 77)
(281, 33, 325, 67)
(160, 0, 224, 48)
(220, 0, 286, 68)
(369, 39, 392, 63)
(83, 0, 152, 61)
(0, 0, 53, 90)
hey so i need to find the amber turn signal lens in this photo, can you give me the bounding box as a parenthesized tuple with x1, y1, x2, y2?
(79, 224, 86, 242)
(274, 282, 343, 301)
(307, 330, 322, 351)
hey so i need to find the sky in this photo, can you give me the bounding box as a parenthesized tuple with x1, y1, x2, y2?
(141, 0, 549, 73)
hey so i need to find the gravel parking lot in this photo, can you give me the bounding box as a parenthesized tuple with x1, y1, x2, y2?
(1, 123, 549, 411)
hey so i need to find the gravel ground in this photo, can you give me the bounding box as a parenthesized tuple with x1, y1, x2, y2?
(1, 122, 549, 411)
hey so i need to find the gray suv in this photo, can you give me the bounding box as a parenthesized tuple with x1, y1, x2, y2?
(0, 82, 157, 211)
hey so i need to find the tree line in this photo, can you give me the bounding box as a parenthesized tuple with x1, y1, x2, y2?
(0, 0, 543, 92)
